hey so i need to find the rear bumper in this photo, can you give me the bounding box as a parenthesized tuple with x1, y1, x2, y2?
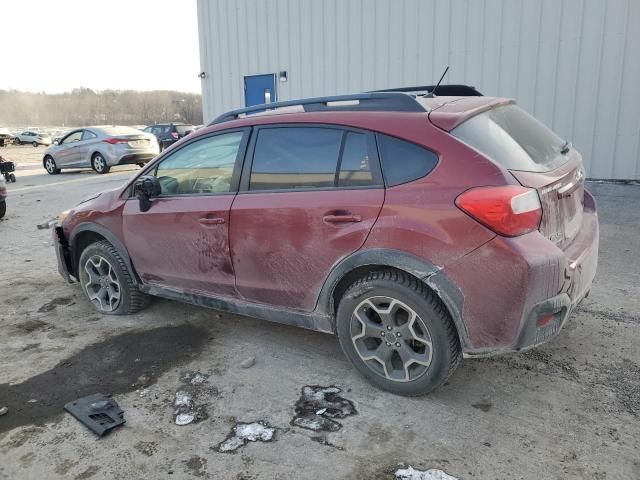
(114, 153, 156, 166)
(52, 225, 74, 283)
(445, 189, 599, 356)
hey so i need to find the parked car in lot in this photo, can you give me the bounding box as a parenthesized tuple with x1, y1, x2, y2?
(15, 130, 52, 147)
(0, 175, 6, 219)
(52, 89, 599, 395)
(143, 123, 195, 151)
(0, 127, 14, 147)
(43, 126, 159, 174)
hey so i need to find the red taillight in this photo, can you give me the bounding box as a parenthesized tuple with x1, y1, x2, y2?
(171, 132, 179, 139)
(103, 137, 129, 144)
(456, 185, 542, 237)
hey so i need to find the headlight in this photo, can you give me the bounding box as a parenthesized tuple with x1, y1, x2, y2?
(58, 209, 72, 223)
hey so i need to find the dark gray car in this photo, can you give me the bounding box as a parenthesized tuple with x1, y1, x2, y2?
(42, 126, 159, 174)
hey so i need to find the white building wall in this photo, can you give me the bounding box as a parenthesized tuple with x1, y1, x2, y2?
(197, 0, 640, 180)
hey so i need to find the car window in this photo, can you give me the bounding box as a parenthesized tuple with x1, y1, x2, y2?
(155, 132, 243, 195)
(61, 131, 83, 144)
(338, 132, 373, 187)
(451, 104, 568, 172)
(82, 130, 97, 141)
(250, 127, 343, 191)
(376, 134, 438, 187)
(143, 126, 152, 133)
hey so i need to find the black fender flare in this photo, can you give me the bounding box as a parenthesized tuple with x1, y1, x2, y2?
(69, 222, 139, 285)
(315, 248, 470, 349)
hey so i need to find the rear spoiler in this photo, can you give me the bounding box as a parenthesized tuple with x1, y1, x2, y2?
(371, 84, 483, 97)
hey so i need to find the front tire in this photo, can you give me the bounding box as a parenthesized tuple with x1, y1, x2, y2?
(44, 156, 61, 175)
(336, 270, 461, 396)
(91, 153, 110, 174)
(15, 138, 21, 146)
(0, 201, 6, 219)
(32, 141, 38, 147)
(78, 240, 149, 315)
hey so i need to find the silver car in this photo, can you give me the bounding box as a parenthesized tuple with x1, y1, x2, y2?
(42, 126, 159, 174)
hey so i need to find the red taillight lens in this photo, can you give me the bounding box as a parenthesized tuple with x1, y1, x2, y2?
(171, 132, 179, 139)
(103, 137, 129, 144)
(456, 185, 542, 237)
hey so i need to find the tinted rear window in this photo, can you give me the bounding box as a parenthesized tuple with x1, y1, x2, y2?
(451, 104, 568, 172)
(377, 135, 438, 187)
(250, 127, 342, 190)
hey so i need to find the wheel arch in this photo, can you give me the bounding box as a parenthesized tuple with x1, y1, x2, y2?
(70, 222, 139, 285)
(316, 248, 471, 350)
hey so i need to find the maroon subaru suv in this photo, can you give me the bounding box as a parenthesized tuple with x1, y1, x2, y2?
(52, 87, 598, 395)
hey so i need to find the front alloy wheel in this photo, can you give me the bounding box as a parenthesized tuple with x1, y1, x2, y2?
(44, 156, 60, 174)
(83, 255, 121, 312)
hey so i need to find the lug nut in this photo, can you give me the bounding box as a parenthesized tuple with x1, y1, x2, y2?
(386, 342, 391, 347)
(387, 326, 392, 331)
(396, 332, 401, 337)
(381, 332, 385, 337)
(395, 342, 401, 347)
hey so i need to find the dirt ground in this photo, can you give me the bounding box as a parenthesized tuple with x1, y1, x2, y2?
(0, 144, 638, 480)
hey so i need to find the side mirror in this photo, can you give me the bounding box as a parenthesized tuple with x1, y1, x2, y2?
(133, 175, 161, 212)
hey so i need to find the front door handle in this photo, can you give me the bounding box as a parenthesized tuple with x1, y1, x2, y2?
(323, 213, 362, 224)
(199, 216, 225, 226)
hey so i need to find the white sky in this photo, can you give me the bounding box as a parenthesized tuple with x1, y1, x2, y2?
(0, 0, 200, 93)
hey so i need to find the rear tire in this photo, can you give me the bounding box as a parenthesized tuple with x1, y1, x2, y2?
(15, 138, 21, 146)
(44, 156, 61, 175)
(336, 270, 461, 396)
(0, 201, 6, 219)
(9, 173, 16, 183)
(91, 153, 110, 174)
(32, 141, 38, 147)
(78, 240, 150, 315)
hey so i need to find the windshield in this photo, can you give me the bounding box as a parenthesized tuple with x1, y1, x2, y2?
(451, 104, 568, 172)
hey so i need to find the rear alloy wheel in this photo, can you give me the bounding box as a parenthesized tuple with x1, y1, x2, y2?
(336, 270, 461, 396)
(78, 240, 149, 315)
(92, 153, 110, 174)
(44, 156, 61, 175)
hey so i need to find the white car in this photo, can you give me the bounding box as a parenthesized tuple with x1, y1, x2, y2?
(15, 130, 52, 147)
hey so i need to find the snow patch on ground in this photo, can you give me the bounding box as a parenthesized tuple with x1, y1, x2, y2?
(216, 422, 276, 453)
(395, 467, 459, 480)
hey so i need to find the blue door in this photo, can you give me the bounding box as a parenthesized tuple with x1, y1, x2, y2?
(244, 74, 276, 107)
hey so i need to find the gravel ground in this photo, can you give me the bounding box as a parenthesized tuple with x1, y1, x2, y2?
(0, 145, 638, 480)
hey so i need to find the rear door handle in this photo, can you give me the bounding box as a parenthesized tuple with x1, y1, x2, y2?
(323, 214, 362, 224)
(199, 216, 225, 226)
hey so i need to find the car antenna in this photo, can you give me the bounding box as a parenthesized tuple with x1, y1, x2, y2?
(425, 66, 450, 98)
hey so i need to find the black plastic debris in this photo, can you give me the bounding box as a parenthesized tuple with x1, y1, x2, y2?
(291, 385, 357, 432)
(64, 393, 125, 437)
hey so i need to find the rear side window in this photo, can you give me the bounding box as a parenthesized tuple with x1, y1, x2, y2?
(250, 127, 342, 190)
(376, 135, 438, 187)
(338, 132, 373, 187)
(451, 104, 568, 172)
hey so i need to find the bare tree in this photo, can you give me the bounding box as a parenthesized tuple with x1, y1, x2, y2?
(0, 88, 203, 127)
